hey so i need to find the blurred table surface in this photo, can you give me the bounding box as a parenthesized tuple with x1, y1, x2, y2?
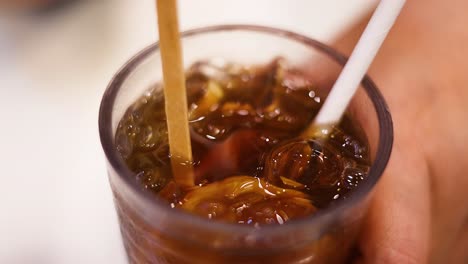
(0, 1, 374, 263)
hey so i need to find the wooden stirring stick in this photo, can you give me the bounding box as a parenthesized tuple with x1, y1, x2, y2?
(156, 0, 194, 189)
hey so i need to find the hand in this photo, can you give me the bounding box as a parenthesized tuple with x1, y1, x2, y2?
(336, 1, 468, 263)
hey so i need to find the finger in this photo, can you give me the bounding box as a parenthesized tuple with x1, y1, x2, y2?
(449, 224, 468, 263)
(360, 142, 431, 264)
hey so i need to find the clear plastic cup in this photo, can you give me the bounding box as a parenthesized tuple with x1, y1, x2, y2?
(99, 25, 393, 264)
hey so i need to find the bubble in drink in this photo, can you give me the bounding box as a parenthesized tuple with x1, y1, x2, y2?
(115, 59, 370, 225)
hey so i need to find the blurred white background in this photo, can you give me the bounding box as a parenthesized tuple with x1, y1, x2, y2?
(0, 1, 375, 263)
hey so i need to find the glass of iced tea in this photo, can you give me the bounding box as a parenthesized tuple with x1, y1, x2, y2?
(99, 25, 393, 264)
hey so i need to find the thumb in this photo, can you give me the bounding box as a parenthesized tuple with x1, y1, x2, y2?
(359, 143, 430, 264)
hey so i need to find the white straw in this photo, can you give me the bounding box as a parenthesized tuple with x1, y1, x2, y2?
(313, 0, 406, 127)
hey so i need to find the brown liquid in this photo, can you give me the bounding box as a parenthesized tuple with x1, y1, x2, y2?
(115, 59, 370, 226)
